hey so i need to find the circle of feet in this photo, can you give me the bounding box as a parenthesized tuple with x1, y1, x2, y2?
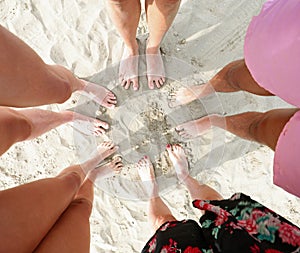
(73, 55, 226, 200)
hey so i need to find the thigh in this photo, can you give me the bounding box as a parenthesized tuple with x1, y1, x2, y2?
(0, 107, 32, 155)
(34, 180, 94, 253)
(250, 108, 299, 150)
(0, 26, 71, 107)
(0, 172, 81, 253)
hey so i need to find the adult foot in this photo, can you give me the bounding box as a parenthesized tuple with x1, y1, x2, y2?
(80, 80, 117, 109)
(81, 141, 119, 173)
(166, 144, 189, 182)
(119, 44, 139, 91)
(146, 45, 165, 90)
(168, 83, 214, 107)
(88, 156, 123, 182)
(137, 156, 158, 197)
(175, 116, 214, 139)
(71, 112, 109, 136)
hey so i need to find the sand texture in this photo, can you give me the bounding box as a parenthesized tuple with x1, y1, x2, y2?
(0, 1, 299, 252)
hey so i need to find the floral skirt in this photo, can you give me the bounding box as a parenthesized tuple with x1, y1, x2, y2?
(142, 193, 300, 253)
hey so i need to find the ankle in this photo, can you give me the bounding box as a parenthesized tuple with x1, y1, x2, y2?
(146, 45, 160, 54)
(205, 114, 225, 128)
(125, 42, 139, 55)
(146, 38, 160, 54)
(176, 170, 189, 182)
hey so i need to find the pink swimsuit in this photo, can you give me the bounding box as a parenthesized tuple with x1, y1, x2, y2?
(244, 0, 300, 198)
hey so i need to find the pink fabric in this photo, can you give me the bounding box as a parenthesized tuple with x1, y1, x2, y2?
(245, 0, 300, 198)
(244, 0, 300, 108)
(274, 110, 300, 198)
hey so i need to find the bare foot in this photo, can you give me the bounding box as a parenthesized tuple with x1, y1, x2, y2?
(146, 46, 165, 90)
(81, 141, 119, 173)
(175, 116, 213, 139)
(137, 156, 158, 197)
(71, 112, 109, 136)
(168, 83, 214, 107)
(166, 144, 189, 182)
(80, 80, 117, 109)
(88, 156, 123, 182)
(119, 44, 139, 91)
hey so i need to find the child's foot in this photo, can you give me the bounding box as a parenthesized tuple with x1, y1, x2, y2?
(88, 156, 123, 182)
(137, 156, 158, 197)
(80, 80, 117, 109)
(81, 141, 119, 173)
(166, 144, 189, 182)
(175, 116, 213, 139)
(146, 45, 165, 90)
(71, 112, 109, 135)
(168, 83, 213, 107)
(119, 44, 139, 91)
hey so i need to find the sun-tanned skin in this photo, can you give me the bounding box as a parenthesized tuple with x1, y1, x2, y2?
(0, 26, 118, 156)
(0, 141, 122, 253)
(0, 107, 112, 156)
(0, 26, 117, 108)
(171, 59, 299, 151)
(138, 144, 222, 232)
(107, 0, 180, 90)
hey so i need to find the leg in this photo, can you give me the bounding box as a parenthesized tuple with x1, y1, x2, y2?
(19, 109, 110, 139)
(34, 178, 93, 253)
(145, 0, 181, 89)
(0, 108, 110, 156)
(0, 166, 83, 253)
(34, 156, 123, 253)
(166, 144, 222, 201)
(176, 109, 299, 151)
(169, 59, 273, 107)
(0, 107, 33, 156)
(137, 156, 177, 232)
(0, 141, 118, 253)
(106, 0, 141, 90)
(0, 26, 117, 108)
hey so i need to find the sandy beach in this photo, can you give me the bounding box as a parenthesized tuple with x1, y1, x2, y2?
(0, 0, 299, 252)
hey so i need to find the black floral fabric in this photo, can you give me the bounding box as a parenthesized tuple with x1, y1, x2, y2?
(142, 193, 300, 253)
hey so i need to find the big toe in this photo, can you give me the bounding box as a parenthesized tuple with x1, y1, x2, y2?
(132, 79, 139, 91)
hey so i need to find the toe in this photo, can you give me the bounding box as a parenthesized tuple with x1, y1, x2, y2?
(124, 80, 131, 90)
(175, 125, 184, 132)
(153, 79, 161, 89)
(182, 133, 190, 139)
(158, 78, 164, 87)
(108, 98, 117, 104)
(121, 79, 127, 87)
(94, 129, 104, 136)
(107, 92, 116, 98)
(96, 121, 109, 130)
(132, 80, 139, 91)
(148, 78, 155, 90)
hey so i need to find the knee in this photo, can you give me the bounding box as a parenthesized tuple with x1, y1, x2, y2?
(70, 197, 93, 217)
(152, 215, 176, 230)
(225, 59, 246, 91)
(4, 110, 33, 142)
(249, 113, 268, 144)
(61, 171, 83, 189)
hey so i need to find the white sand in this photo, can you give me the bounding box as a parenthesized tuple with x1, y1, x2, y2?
(0, 0, 300, 252)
